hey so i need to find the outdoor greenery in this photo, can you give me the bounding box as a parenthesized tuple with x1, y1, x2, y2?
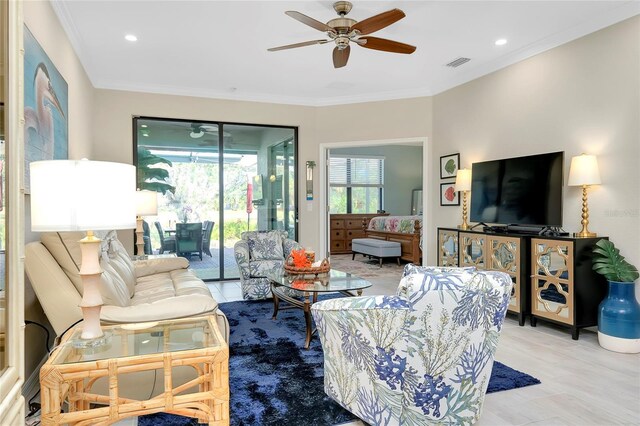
(592, 239, 639, 283)
(143, 155, 258, 252)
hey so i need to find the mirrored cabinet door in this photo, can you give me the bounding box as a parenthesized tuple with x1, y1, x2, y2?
(460, 233, 485, 268)
(438, 229, 458, 267)
(531, 239, 574, 325)
(488, 236, 520, 313)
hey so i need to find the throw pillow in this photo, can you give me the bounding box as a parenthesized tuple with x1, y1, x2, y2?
(246, 231, 284, 260)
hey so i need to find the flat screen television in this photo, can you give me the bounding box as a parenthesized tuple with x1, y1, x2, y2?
(470, 152, 563, 227)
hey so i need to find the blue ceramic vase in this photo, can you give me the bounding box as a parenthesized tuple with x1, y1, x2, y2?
(598, 280, 640, 353)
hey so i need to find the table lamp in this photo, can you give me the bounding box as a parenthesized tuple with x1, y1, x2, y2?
(30, 159, 136, 345)
(568, 153, 601, 238)
(455, 168, 472, 230)
(135, 189, 158, 256)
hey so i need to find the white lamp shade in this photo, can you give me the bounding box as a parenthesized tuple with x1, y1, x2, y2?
(136, 190, 158, 216)
(455, 169, 472, 192)
(568, 154, 601, 186)
(30, 160, 137, 232)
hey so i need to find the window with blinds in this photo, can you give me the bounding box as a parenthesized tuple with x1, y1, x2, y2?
(329, 155, 384, 214)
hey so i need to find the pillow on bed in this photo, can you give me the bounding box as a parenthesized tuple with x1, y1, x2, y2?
(402, 263, 476, 277)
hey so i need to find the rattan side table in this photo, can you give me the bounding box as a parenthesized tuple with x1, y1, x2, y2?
(40, 316, 229, 425)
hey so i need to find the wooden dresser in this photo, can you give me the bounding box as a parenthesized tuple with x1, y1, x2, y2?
(330, 213, 388, 254)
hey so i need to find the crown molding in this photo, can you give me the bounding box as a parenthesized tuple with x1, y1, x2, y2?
(50, 0, 99, 87)
(54, 1, 639, 107)
(429, 1, 640, 95)
(93, 80, 435, 107)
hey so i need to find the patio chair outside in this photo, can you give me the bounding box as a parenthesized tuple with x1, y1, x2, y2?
(202, 220, 215, 257)
(154, 221, 176, 254)
(176, 222, 204, 260)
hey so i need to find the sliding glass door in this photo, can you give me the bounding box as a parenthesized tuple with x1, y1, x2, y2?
(134, 117, 297, 281)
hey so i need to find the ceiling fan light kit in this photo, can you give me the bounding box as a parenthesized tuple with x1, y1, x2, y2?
(268, 1, 416, 68)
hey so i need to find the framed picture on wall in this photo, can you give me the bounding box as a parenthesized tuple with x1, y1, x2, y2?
(440, 182, 460, 206)
(440, 153, 460, 179)
(23, 25, 69, 193)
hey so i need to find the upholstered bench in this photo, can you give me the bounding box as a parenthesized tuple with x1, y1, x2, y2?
(351, 238, 401, 267)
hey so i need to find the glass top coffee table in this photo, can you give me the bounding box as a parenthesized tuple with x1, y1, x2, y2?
(267, 268, 372, 349)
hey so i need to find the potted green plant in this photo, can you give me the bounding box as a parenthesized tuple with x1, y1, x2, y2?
(592, 239, 640, 353)
(137, 147, 175, 195)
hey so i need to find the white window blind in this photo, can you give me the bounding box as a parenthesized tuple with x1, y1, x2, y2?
(329, 156, 384, 187)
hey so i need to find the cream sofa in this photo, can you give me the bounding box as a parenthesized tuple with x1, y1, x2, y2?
(26, 230, 228, 338)
(25, 230, 229, 399)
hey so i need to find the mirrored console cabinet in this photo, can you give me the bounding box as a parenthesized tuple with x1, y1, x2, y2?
(437, 228, 607, 339)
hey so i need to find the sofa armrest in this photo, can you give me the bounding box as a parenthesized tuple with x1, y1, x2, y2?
(133, 257, 189, 278)
(234, 240, 251, 280)
(101, 294, 217, 324)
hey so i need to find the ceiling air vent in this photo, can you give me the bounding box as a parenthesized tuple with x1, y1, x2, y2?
(445, 57, 471, 68)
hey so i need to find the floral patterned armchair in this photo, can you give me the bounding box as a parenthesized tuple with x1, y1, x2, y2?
(311, 266, 513, 425)
(234, 230, 302, 300)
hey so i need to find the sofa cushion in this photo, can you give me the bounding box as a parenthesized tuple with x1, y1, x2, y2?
(242, 230, 285, 260)
(132, 268, 212, 305)
(101, 231, 137, 297)
(40, 231, 134, 307)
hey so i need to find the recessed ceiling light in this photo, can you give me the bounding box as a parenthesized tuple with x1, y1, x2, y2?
(495, 38, 507, 46)
(141, 124, 148, 128)
(125, 34, 138, 42)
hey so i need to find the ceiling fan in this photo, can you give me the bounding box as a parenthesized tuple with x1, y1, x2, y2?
(189, 123, 234, 147)
(268, 1, 416, 68)
(189, 123, 219, 139)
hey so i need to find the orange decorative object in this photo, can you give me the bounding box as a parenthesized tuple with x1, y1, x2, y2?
(291, 249, 311, 268)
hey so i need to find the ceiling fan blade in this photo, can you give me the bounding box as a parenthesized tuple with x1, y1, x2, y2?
(285, 11, 336, 33)
(268, 39, 329, 52)
(333, 45, 350, 68)
(351, 9, 405, 35)
(358, 36, 416, 54)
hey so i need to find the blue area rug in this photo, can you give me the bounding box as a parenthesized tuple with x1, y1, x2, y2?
(140, 295, 540, 425)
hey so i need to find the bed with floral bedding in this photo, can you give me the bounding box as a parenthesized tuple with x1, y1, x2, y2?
(364, 215, 422, 264)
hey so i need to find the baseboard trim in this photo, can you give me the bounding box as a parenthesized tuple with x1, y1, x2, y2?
(22, 353, 48, 401)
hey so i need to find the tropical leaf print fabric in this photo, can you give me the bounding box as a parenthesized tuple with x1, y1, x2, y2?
(234, 231, 302, 300)
(241, 230, 286, 260)
(311, 266, 512, 425)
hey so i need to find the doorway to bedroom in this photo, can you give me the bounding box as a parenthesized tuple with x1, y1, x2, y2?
(320, 138, 428, 263)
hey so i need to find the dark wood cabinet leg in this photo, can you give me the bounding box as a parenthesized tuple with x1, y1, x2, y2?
(572, 327, 579, 340)
(518, 314, 525, 326)
(530, 316, 537, 327)
(352, 252, 356, 260)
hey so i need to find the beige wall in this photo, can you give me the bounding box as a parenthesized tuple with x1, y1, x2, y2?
(23, 0, 95, 386)
(92, 90, 317, 250)
(432, 16, 640, 272)
(92, 91, 434, 252)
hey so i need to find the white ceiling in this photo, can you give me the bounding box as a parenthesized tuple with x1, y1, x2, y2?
(52, 1, 639, 106)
